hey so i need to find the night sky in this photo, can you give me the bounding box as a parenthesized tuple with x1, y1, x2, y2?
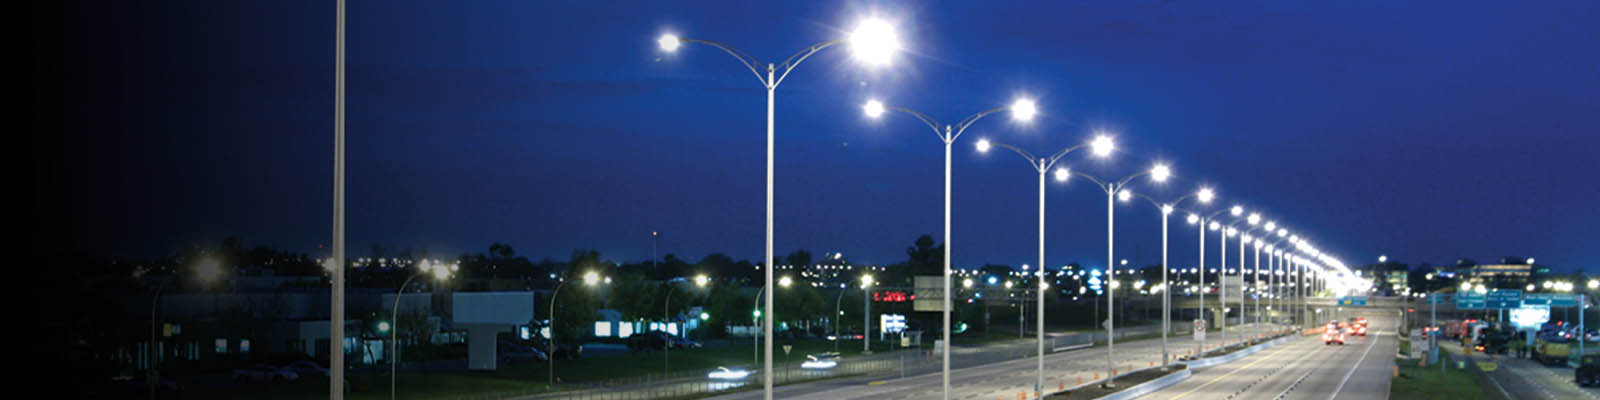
(38, 0, 1600, 272)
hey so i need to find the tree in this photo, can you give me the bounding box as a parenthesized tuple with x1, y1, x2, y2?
(906, 235, 944, 277)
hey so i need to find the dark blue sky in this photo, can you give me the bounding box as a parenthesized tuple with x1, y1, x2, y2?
(44, 0, 1599, 272)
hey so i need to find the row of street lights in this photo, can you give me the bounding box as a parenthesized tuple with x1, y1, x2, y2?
(653, 16, 1360, 399)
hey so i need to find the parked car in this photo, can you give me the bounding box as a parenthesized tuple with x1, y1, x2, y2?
(669, 335, 702, 349)
(498, 340, 549, 364)
(281, 361, 330, 378)
(628, 331, 669, 352)
(110, 374, 180, 392)
(232, 364, 300, 383)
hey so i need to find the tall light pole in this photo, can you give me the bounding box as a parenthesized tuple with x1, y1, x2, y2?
(391, 260, 454, 400)
(975, 137, 1107, 394)
(1213, 206, 1244, 345)
(861, 274, 874, 354)
(331, 0, 346, 398)
(658, 19, 902, 399)
(549, 271, 605, 388)
(1071, 149, 1170, 389)
(865, 97, 1037, 400)
(1187, 206, 1235, 353)
(1126, 188, 1214, 366)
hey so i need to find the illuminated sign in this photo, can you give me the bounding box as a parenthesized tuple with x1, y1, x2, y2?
(874, 291, 914, 302)
(880, 314, 906, 335)
(1510, 305, 1549, 329)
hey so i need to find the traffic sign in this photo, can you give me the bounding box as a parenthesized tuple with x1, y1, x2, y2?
(1456, 292, 1486, 309)
(1522, 293, 1578, 307)
(1487, 289, 1523, 308)
(1338, 296, 1368, 306)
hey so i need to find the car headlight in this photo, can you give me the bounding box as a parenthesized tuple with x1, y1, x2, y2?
(801, 360, 838, 369)
(708, 368, 749, 380)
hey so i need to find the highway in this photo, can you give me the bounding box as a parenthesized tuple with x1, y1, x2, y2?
(1141, 314, 1397, 400)
(706, 323, 1281, 400)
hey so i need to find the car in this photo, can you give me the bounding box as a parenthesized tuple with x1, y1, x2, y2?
(110, 374, 180, 392)
(1578, 354, 1600, 387)
(498, 340, 549, 364)
(547, 342, 584, 360)
(232, 364, 300, 383)
(628, 331, 670, 352)
(669, 335, 702, 349)
(801, 353, 840, 369)
(707, 366, 751, 380)
(1324, 323, 1346, 345)
(281, 361, 330, 378)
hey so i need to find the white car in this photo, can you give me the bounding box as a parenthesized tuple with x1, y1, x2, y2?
(281, 361, 330, 378)
(232, 364, 300, 383)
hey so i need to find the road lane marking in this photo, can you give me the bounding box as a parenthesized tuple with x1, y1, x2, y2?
(1326, 330, 1382, 400)
(1167, 337, 1316, 399)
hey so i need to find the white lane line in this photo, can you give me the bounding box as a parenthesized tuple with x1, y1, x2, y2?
(1326, 330, 1381, 400)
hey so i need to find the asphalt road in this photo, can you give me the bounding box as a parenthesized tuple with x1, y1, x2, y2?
(1142, 314, 1397, 400)
(1445, 340, 1600, 400)
(706, 323, 1282, 400)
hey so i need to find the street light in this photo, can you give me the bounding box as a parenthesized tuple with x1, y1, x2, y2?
(975, 136, 1106, 394)
(1124, 186, 1213, 366)
(664, 274, 711, 375)
(861, 274, 875, 354)
(391, 260, 454, 400)
(150, 258, 224, 399)
(864, 97, 1034, 400)
(1067, 154, 1174, 389)
(549, 271, 606, 388)
(1186, 201, 1235, 354)
(660, 18, 902, 400)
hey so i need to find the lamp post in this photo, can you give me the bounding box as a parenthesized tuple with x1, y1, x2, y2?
(331, 1, 347, 398)
(549, 271, 605, 388)
(1125, 188, 1214, 366)
(664, 275, 710, 376)
(865, 97, 1036, 400)
(1187, 206, 1236, 353)
(659, 19, 902, 400)
(1071, 150, 1170, 389)
(391, 260, 454, 400)
(1213, 206, 1244, 345)
(975, 137, 1110, 394)
(861, 274, 874, 354)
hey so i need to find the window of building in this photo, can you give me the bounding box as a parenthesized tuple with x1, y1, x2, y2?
(240, 339, 251, 353)
(215, 338, 228, 354)
(594, 321, 612, 337)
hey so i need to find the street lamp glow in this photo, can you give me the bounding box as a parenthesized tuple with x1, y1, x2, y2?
(1150, 164, 1171, 182)
(1053, 167, 1070, 182)
(1117, 190, 1132, 202)
(1186, 214, 1200, 224)
(1197, 188, 1216, 203)
(779, 276, 793, 288)
(963, 278, 974, 288)
(861, 274, 874, 287)
(1010, 98, 1038, 122)
(656, 33, 681, 52)
(1589, 280, 1598, 289)
(848, 18, 900, 66)
(1378, 255, 1387, 263)
(862, 99, 886, 118)
(1161, 204, 1174, 215)
(583, 271, 600, 286)
(975, 138, 992, 153)
(1247, 213, 1260, 225)
(194, 258, 223, 284)
(1230, 205, 1243, 216)
(694, 274, 710, 287)
(1264, 221, 1276, 230)
(1277, 228, 1288, 237)
(1526, 257, 1536, 264)
(1090, 135, 1115, 157)
(1459, 281, 1472, 292)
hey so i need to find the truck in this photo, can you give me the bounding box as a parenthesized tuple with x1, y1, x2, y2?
(1533, 336, 1578, 365)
